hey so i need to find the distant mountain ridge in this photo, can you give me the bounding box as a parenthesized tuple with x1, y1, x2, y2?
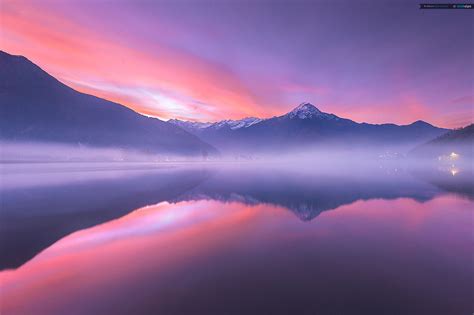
(429, 124, 473, 143)
(168, 102, 341, 133)
(169, 117, 262, 133)
(0, 51, 217, 160)
(171, 102, 448, 154)
(411, 124, 473, 159)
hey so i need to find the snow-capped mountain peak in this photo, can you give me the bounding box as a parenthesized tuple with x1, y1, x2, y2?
(169, 102, 342, 134)
(285, 102, 340, 121)
(287, 102, 322, 119)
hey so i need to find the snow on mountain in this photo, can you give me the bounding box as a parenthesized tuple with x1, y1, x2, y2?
(211, 117, 262, 130)
(169, 103, 339, 134)
(285, 102, 339, 120)
(168, 119, 213, 130)
(169, 117, 263, 132)
(167, 101, 447, 154)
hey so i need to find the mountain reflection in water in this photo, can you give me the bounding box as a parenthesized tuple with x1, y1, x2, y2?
(0, 162, 472, 314)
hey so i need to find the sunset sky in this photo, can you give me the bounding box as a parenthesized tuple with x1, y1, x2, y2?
(1, 0, 472, 127)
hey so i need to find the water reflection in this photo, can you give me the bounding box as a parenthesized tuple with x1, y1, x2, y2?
(0, 162, 473, 314)
(172, 165, 443, 221)
(1, 162, 472, 270)
(411, 166, 474, 200)
(1, 196, 472, 314)
(0, 164, 213, 269)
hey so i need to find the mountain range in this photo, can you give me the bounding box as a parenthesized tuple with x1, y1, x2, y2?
(0, 51, 217, 160)
(170, 102, 448, 154)
(1, 50, 457, 160)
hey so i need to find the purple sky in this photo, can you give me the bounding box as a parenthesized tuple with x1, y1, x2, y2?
(2, 0, 473, 127)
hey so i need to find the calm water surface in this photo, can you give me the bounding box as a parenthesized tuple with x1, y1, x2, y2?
(0, 163, 472, 314)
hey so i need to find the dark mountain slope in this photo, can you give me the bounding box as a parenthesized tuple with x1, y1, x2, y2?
(411, 124, 473, 159)
(0, 51, 217, 158)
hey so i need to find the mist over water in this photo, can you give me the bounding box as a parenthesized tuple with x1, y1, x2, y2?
(0, 141, 212, 163)
(2, 138, 471, 167)
(0, 158, 472, 314)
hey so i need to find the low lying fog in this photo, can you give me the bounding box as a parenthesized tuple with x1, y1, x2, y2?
(0, 141, 189, 163)
(0, 140, 471, 171)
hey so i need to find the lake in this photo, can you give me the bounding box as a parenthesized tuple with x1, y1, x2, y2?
(0, 162, 472, 314)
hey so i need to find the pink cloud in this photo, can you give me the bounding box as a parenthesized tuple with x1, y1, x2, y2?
(1, 1, 269, 121)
